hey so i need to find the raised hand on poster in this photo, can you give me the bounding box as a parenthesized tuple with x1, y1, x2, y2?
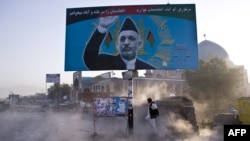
(98, 16, 119, 33)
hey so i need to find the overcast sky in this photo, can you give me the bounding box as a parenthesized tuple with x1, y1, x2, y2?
(1, 0, 250, 98)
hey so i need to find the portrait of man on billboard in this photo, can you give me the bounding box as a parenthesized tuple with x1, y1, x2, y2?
(83, 16, 156, 70)
(65, 4, 198, 71)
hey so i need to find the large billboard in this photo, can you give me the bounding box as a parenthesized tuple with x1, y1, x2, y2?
(46, 74, 60, 83)
(65, 4, 198, 71)
(94, 97, 128, 117)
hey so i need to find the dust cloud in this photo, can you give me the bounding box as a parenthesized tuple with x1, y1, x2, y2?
(0, 80, 224, 141)
(0, 104, 223, 141)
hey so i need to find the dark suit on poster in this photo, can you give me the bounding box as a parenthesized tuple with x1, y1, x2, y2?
(83, 29, 155, 70)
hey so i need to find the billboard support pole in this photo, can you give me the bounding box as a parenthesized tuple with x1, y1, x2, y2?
(125, 70, 138, 135)
(93, 117, 97, 135)
(128, 77, 133, 135)
(45, 82, 47, 96)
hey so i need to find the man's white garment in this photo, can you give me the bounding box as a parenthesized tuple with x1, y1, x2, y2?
(145, 102, 158, 132)
(122, 58, 136, 70)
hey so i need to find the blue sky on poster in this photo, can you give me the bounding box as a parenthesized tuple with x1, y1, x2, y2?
(0, 0, 249, 98)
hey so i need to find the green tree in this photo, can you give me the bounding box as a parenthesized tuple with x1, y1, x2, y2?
(47, 83, 71, 102)
(61, 84, 71, 100)
(47, 84, 57, 100)
(185, 58, 242, 110)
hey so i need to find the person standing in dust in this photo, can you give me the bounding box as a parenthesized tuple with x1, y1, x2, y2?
(145, 97, 159, 133)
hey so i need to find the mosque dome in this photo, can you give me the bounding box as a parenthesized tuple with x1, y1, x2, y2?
(198, 40, 229, 62)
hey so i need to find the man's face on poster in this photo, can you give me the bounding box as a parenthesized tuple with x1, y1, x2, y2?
(116, 30, 142, 60)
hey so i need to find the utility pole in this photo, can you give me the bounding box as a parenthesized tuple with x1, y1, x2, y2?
(123, 70, 138, 135)
(128, 77, 133, 135)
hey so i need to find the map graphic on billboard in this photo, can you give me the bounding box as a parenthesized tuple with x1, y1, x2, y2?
(94, 97, 128, 117)
(65, 4, 198, 71)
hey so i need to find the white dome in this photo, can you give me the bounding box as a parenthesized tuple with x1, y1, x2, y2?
(198, 40, 229, 62)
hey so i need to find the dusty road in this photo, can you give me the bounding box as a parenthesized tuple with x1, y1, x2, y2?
(0, 108, 223, 141)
